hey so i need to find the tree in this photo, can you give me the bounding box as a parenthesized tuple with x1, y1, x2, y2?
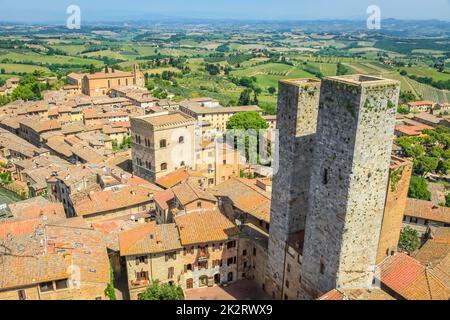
(397, 105, 409, 115)
(31, 82, 42, 100)
(445, 193, 450, 208)
(336, 62, 349, 76)
(104, 265, 116, 300)
(89, 64, 96, 74)
(205, 63, 220, 76)
(408, 176, 431, 201)
(227, 111, 269, 131)
(398, 226, 421, 254)
(0, 68, 5, 74)
(268, 86, 276, 95)
(399, 91, 418, 103)
(138, 280, 184, 300)
(112, 139, 118, 151)
(414, 156, 439, 176)
(238, 88, 253, 106)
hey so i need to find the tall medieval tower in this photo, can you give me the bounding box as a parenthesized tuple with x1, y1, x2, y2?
(299, 75, 400, 299)
(266, 79, 321, 299)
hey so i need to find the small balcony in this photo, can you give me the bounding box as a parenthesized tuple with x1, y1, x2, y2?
(197, 251, 210, 262)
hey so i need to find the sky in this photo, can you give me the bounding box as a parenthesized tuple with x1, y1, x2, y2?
(0, 0, 450, 23)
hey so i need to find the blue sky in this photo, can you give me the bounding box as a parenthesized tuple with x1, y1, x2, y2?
(1, 0, 449, 22)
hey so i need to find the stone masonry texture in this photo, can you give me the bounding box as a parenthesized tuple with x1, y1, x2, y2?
(299, 75, 400, 299)
(266, 79, 321, 298)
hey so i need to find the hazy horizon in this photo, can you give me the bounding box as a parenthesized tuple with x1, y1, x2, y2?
(1, 0, 450, 23)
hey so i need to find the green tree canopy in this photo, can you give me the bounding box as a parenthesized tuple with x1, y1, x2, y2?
(268, 86, 276, 95)
(399, 226, 421, 254)
(408, 176, 431, 201)
(414, 156, 439, 176)
(227, 111, 269, 131)
(138, 280, 184, 300)
(397, 105, 409, 115)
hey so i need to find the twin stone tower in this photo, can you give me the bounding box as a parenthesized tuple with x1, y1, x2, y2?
(266, 75, 401, 299)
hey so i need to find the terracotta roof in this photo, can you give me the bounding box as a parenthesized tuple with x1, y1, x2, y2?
(175, 210, 239, 246)
(8, 197, 66, 222)
(19, 118, 62, 133)
(83, 70, 133, 80)
(133, 111, 195, 128)
(92, 219, 142, 251)
(172, 181, 217, 206)
(319, 289, 395, 300)
(395, 125, 433, 136)
(405, 198, 450, 224)
(379, 253, 425, 294)
(408, 101, 435, 107)
(181, 101, 262, 115)
(414, 227, 450, 267)
(401, 268, 450, 300)
(74, 185, 157, 217)
(119, 222, 182, 256)
(210, 178, 271, 223)
(0, 218, 109, 290)
(67, 72, 83, 81)
(378, 252, 450, 299)
(318, 289, 345, 300)
(155, 168, 204, 189)
(154, 189, 175, 210)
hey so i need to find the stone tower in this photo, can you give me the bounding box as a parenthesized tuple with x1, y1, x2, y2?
(266, 79, 321, 299)
(299, 75, 400, 299)
(376, 156, 413, 264)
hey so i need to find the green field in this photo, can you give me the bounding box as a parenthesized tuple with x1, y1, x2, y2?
(404, 67, 450, 81)
(232, 63, 316, 89)
(0, 63, 50, 73)
(0, 51, 104, 67)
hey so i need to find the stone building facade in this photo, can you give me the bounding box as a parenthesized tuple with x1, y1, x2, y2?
(120, 212, 240, 300)
(131, 111, 196, 182)
(376, 156, 413, 263)
(81, 65, 145, 96)
(299, 75, 400, 299)
(265, 79, 321, 298)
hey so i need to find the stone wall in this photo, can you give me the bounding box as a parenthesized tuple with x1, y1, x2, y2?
(376, 158, 413, 263)
(131, 117, 195, 182)
(266, 79, 321, 299)
(299, 75, 400, 299)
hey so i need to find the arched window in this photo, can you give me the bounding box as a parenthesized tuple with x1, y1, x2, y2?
(179, 136, 184, 144)
(197, 201, 202, 208)
(161, 163, 167, 171)
(160, 139, 167, 148)
(180, 161, 185, 167)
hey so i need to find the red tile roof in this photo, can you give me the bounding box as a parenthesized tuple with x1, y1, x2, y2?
(405, 198, 450, 224)
(154, 189, 175, 210)
(379, 253, 425, 294)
